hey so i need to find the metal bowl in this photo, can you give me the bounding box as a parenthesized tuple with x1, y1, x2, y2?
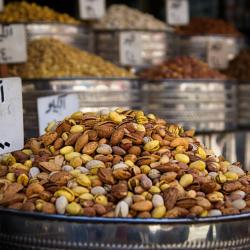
(0, 208, 249, 250)
(142, 79, 237, 132)
(25, 23, 94, 52)
(94, 29, 177, 69)
(22, 78, 140, 138)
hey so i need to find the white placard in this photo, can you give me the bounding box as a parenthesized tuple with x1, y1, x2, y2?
(119, 32, 143, 66)
(79, 0, 105, 20)
(0, 0, 4, 12)
(0, 24, 27, 63)
(207, 38, 229, 69)
(166, 0, 189, 25)
(37, 94, 80, 135)
(0, 78, 24, 154)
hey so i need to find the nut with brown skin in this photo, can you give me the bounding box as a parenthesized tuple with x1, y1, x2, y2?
(111, 182, 128, 199)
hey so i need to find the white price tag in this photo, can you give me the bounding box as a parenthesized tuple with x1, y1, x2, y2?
(0, 24, 27, 63)
(0, 78, 24, 154)
(79, 0, 105, 20)
(37, 94, 80, 135)
(119, 32, 143, 66)
(207, 38, 229, 69)
(0, 0, 4, 12)
(166, 0, 189, 25)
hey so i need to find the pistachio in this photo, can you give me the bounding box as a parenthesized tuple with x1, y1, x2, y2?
(55, 196, 68, 214)
(29, 167, 40, 178)
(96, 144, 112, 155)
(179, 174, 193, 188)
(143, 140, 160, 152)
(151, 205, 166, 218)
(77, 174, 91, 187)
(60, 146, 74, 155)
(91, 186, 106, 195)
(152, 194, 164, 207)
(131, 200, 153, 211)
(54, 187, 75, 202)
(66, 202, 82, 215)
(189, 160, 206, 171)
(175, 154, 190, 164)
(115, 201, 129, 217)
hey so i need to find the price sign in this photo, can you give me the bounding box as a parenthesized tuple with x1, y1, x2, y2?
(166, 0, 189, 25)
(119, 32, 143, 66)
(79, 0, 105, 20)
(0, 24, 27, 63)
(0, 78, 24, 154)
(207, 38, 229, 69)
(0, 0, 4, 12)
(37, 94, 80, 135)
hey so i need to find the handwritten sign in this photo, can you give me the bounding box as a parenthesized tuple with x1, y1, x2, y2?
(207, 38, 229, 69)
(0, 78, 24, 154)
(37, 94, 80, 135)
(0, 0, 3, 12)
(119, 32, 143, 66)
(166, 0, 189, 25)
(0, 24, 27, 63)
(79, 0, 105, 20)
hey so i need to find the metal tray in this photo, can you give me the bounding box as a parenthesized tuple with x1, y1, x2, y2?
(0, 208, 249, 250)
(141, 79, 238, 132)
(22, 78, 141, 138)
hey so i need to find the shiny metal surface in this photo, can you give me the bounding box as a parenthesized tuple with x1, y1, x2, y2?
(142, 80, 237, 132)
(178, 35, 245, 67)
(94, 30, 177, 69)
(26, 23, 94, 52)
(22, 78, 140, 138)
(238, 83, 250, 127)
(0, 208, 249, 250)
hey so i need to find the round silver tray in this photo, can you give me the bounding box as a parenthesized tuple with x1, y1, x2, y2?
(22, 78, 140, 138)
(94, 29, 177, 69)
(0, 208, 249, 250)
(178, 35, 245, 68)
(141, 79, 238, 132)
(238, 82, 250, 127)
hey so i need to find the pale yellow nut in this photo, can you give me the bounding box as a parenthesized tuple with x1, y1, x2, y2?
(179, 174, 193, 188)
(12, 163, 29, 171)
(207, 191, 224, 202)
(35, 200, 44, 211)
(65, 152, 81, 161)
(77, 174, 91, 187)
(6, 173, 16, 182)
(62, 132, 69, 141)
(175, 146, 185, 153)
(46, 121, 56, 132)
(136, 116, 148, 125)
(140, 165, 151, 174)
(81, 154, 93, 164)
(147, 113, 156, 120)
(189, 160, 206, 171)
(71, 186, 89, 196)
(149, 186, 161, 194)
(69, 169, 81, 177)
(160, 183, 170, 191)
(17, 174, 29, 186)
(70, 156, 83, 168)
(54, 187, 75, 202)
(2, 154, 16, 165)
(95, 195, 108, 206)
(216, 173, 227, 184)
(224, 172, 238, 181)
(151, 205, 166, 218)
(200, 210, 208, 217)
(66, 202, 82, 215)
(175, 153, 190, 164)
(144, 140, 160, 152)
(70, 125, 84, 133)
(60, 146, 74, 155)
(125, 160, 134, 167)
(68, 119, 76, 125)
(109, 111, 125, 124)
(79, 193, 94, 201)
(24, 160, 32, 168)
(71, 111, 83, 120)
(196, 147, 206, 160)
(22, 149, 33, 156)
(136, 124, 146, 132)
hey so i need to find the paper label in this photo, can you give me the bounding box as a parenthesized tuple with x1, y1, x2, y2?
(0, 77, 24, 154)
(0, 24, 27, 63)
(207, 38, 229, 69)
(37, 94, 80, 135)
(119, 31, 143, 66)
(166, 0, 189, 25)
(79, 0, 105, 19)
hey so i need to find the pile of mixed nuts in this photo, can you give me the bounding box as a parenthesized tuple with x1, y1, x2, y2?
(0, 109, 249, 218)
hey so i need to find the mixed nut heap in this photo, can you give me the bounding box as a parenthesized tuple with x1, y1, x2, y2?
(0, 109, 249, 218)
(139, 56, 227, 80)
(0, 1, 80, 24)
(8, 38, 133, 79)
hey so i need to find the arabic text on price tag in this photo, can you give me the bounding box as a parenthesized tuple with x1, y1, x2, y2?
(0, 78, 24, 154)
(119, 31, 143, 66)
(37, 94, 80, 135)
(79, 0, 105, 20)
(0, 24, 27, 63)
(207, 38, 229, 69)
(166, 0, 189, 25)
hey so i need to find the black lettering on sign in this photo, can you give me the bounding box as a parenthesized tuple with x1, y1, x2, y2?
(0, 80, 4, 103)
(46, 94, 66, 114)
(0, 142, 10, 150)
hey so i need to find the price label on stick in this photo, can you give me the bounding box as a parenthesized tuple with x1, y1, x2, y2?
(0, 78, 24, 154)
(207, 38, 229, 69)
(79, 0, 105, 20)
(166, 0, 189, 25)
(119, 32, 143, 66)
(37, 94, 80, 135)
(0, 24, 27, 63)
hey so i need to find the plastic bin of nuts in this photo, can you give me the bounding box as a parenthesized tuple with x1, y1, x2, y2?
(0, 109, 249, 249)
